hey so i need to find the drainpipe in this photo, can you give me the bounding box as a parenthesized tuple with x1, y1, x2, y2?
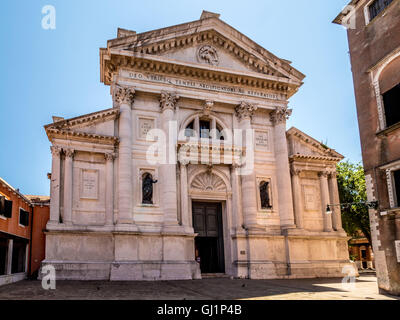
(284, 231, 292, 277)
(243, 225, 251, 279)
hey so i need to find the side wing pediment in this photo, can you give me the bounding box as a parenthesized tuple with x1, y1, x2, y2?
(287, 127, 344, 161)
(45, 108, 119, 143)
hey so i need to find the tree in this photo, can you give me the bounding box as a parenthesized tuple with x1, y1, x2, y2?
(336, 160, 371, 243)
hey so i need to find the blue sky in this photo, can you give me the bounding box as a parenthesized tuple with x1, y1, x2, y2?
(0, 0, 357, 196)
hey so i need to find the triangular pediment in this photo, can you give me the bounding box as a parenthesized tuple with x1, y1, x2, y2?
(44, 108, 119, 144)
(287, 127, 344, 161)
(101, 11, 305, 88)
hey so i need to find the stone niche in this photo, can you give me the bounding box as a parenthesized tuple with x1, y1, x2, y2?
(72, 152, 107, 226)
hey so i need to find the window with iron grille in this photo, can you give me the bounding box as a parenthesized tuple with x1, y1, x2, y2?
(369, 0, 394, 21)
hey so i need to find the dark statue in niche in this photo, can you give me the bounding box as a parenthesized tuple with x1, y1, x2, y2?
(260, 181, 272, 209)
(142, 173, 158, 204)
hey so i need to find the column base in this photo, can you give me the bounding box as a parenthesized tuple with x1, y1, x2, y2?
(244, 224, 267, 233)
(114, 224, 139, 232)
(162, 223, 188, 234)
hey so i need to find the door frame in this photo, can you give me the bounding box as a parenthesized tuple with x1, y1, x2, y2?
(192, 201, 225, 273)
(191, 199, 232, 275)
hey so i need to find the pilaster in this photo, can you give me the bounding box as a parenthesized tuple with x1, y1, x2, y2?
(318, 171, 333, 232)
(49, 146, 62, 225)
(270, 106, 295, 229)
(63, 148, 74, 225)
(114, 85, 136, 227)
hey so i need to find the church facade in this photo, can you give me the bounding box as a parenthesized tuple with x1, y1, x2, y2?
(42, 11, 351, 280)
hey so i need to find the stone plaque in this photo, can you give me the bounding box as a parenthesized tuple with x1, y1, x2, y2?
(139, 118, 155, 139)
(80, 169, 99, 199)
(395, 240, 400, 263)
(255, 131, 269, 151)
(302, 185, 319, 211)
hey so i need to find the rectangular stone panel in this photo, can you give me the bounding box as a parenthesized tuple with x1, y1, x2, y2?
(138, 117, 155, 139)
(80, 169, 99, 200)
(255, 131, 269, 151)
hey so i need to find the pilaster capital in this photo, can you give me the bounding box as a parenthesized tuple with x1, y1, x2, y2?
(50, 146, 62, 157)
(318, 171, 329, 178)
(105, 152, 117, 162)
(328, 172, 337, 179)
(160, 91, 179, 112)
(64, 148, 75, 159)
(235, 101, 257, 121)
(270, 106, 292, 125)
(113, 85, 135, 106)
(179, 159, 189, 167)
(231, 161, 243, 170)
(290, 167, 302, 176)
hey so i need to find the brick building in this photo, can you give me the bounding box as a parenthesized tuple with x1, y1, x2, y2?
(0, 177, 49, 285)
(334, 0, 400, 295)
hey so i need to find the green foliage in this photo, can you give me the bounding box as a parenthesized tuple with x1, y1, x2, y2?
(336, 160, 371, 243)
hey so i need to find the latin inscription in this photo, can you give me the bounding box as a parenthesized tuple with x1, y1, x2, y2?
(81, 169, 99, 200)
(121, 70, 281, 100)
(255, 131, 269, 150)
(139, 118, 155, 139)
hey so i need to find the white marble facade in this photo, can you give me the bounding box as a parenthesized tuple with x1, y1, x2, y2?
(42, 11, 352, 280)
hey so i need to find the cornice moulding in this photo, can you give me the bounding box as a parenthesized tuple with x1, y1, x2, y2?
(46, 128, 119, 145)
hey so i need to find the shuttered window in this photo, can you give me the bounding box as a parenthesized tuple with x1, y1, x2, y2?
(19, 208, 29, 227)
(369, 0, 393, 21)
(0, 196, 12, 218)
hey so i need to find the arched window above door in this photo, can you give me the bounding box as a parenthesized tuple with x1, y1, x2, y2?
(183, 115, 229, 141)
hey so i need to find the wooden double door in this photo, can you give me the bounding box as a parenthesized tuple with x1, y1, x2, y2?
(192, 202, 225, 274)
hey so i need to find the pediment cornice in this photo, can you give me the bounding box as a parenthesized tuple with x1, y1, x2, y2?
(44, 108, 119, 145)
(101, 52, 301, 98)
(101, 17, 305, 97)
(45, 108, 119, 131)
(287, 127, 344, 160)
(46, 128, 119, 145)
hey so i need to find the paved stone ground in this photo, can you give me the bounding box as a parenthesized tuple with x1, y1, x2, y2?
(0, 275, 398, 300)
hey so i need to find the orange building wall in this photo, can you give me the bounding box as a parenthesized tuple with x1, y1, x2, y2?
(30, 205, 50, 276)
(0, 184, 32, 240)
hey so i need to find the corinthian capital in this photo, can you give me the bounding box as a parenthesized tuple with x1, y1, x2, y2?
(160, 91, 179, 111)
(64, 148, 75, 159)
(113, 85, 135, 106)
(270, 106, 292, 125)
(104, 152, 116, 161)
(318, 171, 329, 178)
(50, 146, 62, 157)
(235, 102, 257, 121)
(290, 167, 302, 176)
